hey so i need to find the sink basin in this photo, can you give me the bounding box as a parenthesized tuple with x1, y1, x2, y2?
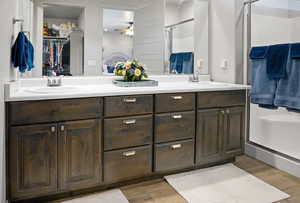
(193, 82, 232, 87)
(24, 86, 79, 94)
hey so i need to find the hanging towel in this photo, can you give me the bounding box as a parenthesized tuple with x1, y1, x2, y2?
(274, 44, 300, 111)
(266, 44, 289, 79)
(11, 32, 34, 72)
(175, 53, 184, 74)
(182, 52, 194, 74)
(170, 53, 177, 72)
(290, 42, 300, 59)
(250, 46, 278, 109)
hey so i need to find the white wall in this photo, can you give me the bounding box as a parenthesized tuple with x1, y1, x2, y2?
(0, 0, 16, 201)
(103, 32, 133, 60)
(134, 0, 165, 74)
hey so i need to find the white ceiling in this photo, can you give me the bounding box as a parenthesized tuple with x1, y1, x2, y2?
(43, 4, 84, 19)
(103, 9, 134, 31)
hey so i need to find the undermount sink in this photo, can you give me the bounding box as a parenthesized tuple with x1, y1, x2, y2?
(193, 82, 232, 87)
(24, 86, 79, 94)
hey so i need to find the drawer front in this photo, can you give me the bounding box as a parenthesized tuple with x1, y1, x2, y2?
(155, 111, 195, 143)
(104, 95, 153, 117)
(104, 146, 152, 183)
(104, 115, 153, 151)
(155, 139, 194, 172)
(198, 91, 246, 109)
(155, 93, 195, 113)
(9, 98, 103, 125)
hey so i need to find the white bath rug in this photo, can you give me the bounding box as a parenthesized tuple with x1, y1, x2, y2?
(61, 189, 129, 203)
(165, 163, 290, 203)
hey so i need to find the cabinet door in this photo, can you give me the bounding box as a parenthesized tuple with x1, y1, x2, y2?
(59, 119, 102, 191)
(9, 124, 58, 200)
(223, 106, 245, 158)
(196, 109, 223, 165)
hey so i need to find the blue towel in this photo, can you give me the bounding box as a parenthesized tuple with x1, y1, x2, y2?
(182, 52, 194, 74)
(250, 46, 269, 59)
(250, 46, 278, 109)
(175, 53, 184, 74)
(266, 44, 289, 79)
(290, 43, 300, 59)
(11, 32, 34, 72)
(170, 53, 177, 73)
(274, 44, 300, 111)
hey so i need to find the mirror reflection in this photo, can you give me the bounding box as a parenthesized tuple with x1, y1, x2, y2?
(18, 0, 209, 78)
(42, 4, 84, 76)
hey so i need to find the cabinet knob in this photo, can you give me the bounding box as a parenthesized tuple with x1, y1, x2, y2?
(60, 125, 65, 132)
(123, 98, 137, 103)
(226, 109, 231, 114)
(171, 144, 182, 150)
(172, 115, 183, 119)
(50, 126, 56, 133)
(123, 151, 136, 157)
(221, 110, 225, 115)
(171, 96, 183, 100)
(123, 119, 136, 125)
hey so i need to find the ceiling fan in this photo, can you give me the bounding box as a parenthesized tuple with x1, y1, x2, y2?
(114, 22, 134, 36)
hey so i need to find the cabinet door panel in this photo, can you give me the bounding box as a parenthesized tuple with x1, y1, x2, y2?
(224, 107, 245, 157)
(59, 119, 101, 191)
(196, 109, 223, 165)
(9, 124, 58, 200)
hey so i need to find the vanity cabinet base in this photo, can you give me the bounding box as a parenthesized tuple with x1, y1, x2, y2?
(6, 91, 246, 202)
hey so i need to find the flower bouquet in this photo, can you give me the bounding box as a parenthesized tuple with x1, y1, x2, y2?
(114, 60, 148, 82)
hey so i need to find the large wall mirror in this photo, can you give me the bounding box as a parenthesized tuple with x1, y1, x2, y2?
(17, 0, 209, 77)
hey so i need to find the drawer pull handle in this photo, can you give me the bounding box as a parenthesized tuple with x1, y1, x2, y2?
(172, 115, 183, 119)
(172, 96, 183, 100)
(171, 144, 182, 150)
(124, 98, 137, 103)
(221, 110, 225, 115)
(50, 126, 56, 133)
(123, 151, 136, 157)
(226, 109, 231, 114)
(123, 119, 137, 125)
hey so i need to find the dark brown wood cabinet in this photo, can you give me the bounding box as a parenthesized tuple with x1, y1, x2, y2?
(9, 124, 58, 200)
(223, 106, 245, 158)
(59, 120, 102, 191)
(196, 109, 224, 165)
(6, 91, 246, 202)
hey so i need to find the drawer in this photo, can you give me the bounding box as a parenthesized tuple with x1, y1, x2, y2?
(155, 93, 195, 113)
(155, 111, 195, 143)
(104, 115, 153, 151)
(198, 91, 246, 109)
(104, 146, 152, 183)
(104, 95, 153, 117)
(155, 139, 194, 172)
(9, 98, 103, 125)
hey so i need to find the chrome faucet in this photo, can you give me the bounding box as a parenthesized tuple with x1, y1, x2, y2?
(189, 70, 199, 82)
(47, 76, 63, 87)
(47, 71, 63, 87)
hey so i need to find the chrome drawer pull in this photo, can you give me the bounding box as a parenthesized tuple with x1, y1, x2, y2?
(172, 96, 183, 100)
(172, 115, 183, 119)
(123, 98, 137, 103)
(171, 144, 182, 150)
(123, 119, 137, 125)
(123, 151, 136, 157)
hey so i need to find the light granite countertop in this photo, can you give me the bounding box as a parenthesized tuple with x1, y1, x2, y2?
(4, 75, 250, 102)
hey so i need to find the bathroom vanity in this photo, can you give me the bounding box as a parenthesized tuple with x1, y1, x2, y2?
(5, 78, 247, 202)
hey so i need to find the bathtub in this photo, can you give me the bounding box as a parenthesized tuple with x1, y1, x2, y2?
(250, 104, 300, 160)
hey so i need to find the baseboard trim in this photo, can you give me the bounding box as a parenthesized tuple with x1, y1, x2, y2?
(245, 143, 300, 178)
